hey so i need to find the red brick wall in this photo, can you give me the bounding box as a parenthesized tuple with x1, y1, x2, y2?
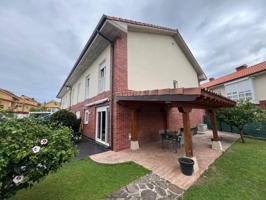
(112, 33, 130, 151)
(168, 107, 204, 131)
(69, 92, 110, 141)
(259, 100, 266, 109)
(112, 105, 204, 151)
(137, 107, 164, 145)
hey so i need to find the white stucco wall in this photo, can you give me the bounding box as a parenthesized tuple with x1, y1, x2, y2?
(127, 31, 199, 90)
(253, 73, 266, 102)
(210, 85, 226, 96)
(61, 45, 111, 108)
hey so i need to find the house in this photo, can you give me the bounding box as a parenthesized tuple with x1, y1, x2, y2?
(201, 61, 266, 108)
(57, 15, 234, 162)
(16, 95, 40, 113)
(43, 100, 61, 113)
(0, 88, 20, 111)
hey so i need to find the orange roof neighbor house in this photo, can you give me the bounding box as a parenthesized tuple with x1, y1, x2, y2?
(201, 61, 266, 108)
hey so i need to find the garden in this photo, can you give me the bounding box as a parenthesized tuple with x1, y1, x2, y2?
(1, 102, 266, 199)
(0, 109, 150, 200)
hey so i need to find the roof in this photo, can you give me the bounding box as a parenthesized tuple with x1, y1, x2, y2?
(57, 15, 206, 98)
(116, 88, 235, 109)
(0, 88, 19, 99)
(106, 16, 177, 32)
(201, 61, 266, 88)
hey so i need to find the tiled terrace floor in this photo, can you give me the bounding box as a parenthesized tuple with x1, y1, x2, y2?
(91, 131, 239, 190)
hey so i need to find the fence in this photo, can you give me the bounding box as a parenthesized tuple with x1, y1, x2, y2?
(204, 115, 266, 139)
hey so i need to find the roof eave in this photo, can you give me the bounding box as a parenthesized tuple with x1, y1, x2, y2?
(56, 14, 108, 98)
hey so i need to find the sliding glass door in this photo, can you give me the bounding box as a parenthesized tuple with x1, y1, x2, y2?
(96, 106, 109, 146)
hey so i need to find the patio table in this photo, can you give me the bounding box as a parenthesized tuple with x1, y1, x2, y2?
(160, 131, 181, 151)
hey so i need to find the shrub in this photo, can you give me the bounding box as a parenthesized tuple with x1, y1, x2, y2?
(0, 109, 14, 120)
(50, 110, 79, 132)
(0, 118, 74, 199)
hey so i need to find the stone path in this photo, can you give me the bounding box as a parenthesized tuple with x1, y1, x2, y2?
(104, 173, 184, 200)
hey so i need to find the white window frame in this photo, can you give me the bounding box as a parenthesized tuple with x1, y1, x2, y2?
(76, 111, 80, 119)
(84, 109, 90, 124)
(85, 75, 90, 99)
(99, 62, 106, 93)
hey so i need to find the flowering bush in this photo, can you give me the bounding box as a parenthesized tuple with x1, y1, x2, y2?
(0, 118, 74, 199)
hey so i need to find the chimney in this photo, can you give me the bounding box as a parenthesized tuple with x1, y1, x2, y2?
(209, 77, 215, 81)
(235, 64, 248, 71)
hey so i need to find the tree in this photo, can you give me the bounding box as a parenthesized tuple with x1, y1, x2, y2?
(217, 101, 266, 143)
(0, 118, 74, 199)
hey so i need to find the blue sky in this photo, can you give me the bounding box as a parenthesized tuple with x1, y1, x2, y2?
(0, 0, 265, 102)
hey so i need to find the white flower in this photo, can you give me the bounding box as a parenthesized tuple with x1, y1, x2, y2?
(32, 146, 41, 154)
(20, 166, 26, 171)
(13, 175, 24, 185)
(37, 163, 47, 169)
(40, 139, 48, 145)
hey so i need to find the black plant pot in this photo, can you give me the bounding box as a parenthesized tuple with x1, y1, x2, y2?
(178, 157, 194, 176)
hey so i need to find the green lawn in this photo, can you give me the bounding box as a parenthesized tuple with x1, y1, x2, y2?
(11, 158, 150, 200)
(182, 138, 266, 200)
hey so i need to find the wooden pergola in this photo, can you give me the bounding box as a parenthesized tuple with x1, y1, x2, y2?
(116, 88, 235, 158)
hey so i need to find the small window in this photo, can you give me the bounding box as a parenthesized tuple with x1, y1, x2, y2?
(84, 109, 90, 124)
(99, 62, 106, 93)
(76, 111, 80, 119)
(239, 92, 245, 100)
(85, 75, 90, 99)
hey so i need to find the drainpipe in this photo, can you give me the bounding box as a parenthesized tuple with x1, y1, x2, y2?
(97, 30, 115, 150)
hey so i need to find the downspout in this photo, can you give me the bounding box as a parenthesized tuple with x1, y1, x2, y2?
(97, 30, 115, 150)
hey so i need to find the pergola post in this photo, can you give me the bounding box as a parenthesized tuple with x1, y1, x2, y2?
(178, 107, 199, 173)
(162, 107, 168, 131)
(209, 109, 223, 152)
(130, 108, 139, 150)
(178, 107, 193, 157)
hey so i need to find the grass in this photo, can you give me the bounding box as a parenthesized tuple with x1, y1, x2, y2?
(182, 138, 266, 200)
(11, 158, 150, 200)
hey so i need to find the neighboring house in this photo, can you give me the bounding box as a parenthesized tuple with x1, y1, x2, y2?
(201, 61, 266, 108)
(16, 95, 41, 113)
(57, 15, 234, 153)
(0, 88, 20, 111)
(43, 100, 61, 112)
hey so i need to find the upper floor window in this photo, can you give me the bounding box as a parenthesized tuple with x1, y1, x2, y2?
(227, 90, 253, 101)
(99, 62, 106, 93)
(85, 75, 90, 99)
